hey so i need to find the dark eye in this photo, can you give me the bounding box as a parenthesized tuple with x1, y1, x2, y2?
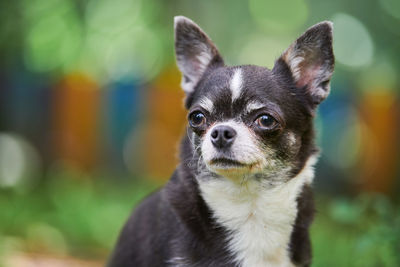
(189, 111, 206, 127)
(255, 114, 278, 129)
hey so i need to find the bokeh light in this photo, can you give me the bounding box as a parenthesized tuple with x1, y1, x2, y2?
(323, 108, 362, 170)
(358, 58, 398, 92)
(0, 133, 40, 188)
(103, 26, 164, 82)
(86, 0, 142, 35)
(249, 0, 308, 32)
(23, 0, 82, 72)
(239, 35, 290, 68)
(332, 13, 374, 68)
(379, 0, 400, 19)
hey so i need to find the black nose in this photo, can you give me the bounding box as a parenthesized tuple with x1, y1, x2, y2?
(210, 125, 237, 149)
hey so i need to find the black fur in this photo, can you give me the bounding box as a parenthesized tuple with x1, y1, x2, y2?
(108, 16, 334, 267)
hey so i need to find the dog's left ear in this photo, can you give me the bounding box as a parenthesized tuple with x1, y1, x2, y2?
(174, 16, 224, 94)
(274, 22, 334, 108)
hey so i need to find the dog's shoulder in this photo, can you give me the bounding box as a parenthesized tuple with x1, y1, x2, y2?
(107, 190, 160, 266)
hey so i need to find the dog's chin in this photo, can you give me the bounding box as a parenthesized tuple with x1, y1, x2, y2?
(205, 158, 262, 178)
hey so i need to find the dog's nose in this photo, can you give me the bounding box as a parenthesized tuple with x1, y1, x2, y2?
(210, 125, 237, 149)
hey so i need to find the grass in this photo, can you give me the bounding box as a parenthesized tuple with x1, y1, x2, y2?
(0, 170, 399, 266)
(312, 195, 400, 266)
(0, 169, 158, 263)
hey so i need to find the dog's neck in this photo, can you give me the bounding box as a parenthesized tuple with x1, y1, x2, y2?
(196, 155, 318, 267)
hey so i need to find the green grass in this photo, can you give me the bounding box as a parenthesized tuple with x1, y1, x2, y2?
(0, 171, 399, 266)
(312, 195, 400, 266)
(0, 169, 158, 261)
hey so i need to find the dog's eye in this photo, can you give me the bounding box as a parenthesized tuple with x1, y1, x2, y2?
(189, 111, 206, 127)
(255, 114, 278, 129)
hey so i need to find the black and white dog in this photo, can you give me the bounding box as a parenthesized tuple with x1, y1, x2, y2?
(108, 16, 334, 267)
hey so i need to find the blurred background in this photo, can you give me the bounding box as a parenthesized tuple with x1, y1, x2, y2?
(0, 0, 399, 266)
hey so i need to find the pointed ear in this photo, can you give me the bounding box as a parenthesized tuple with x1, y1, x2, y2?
(274, 21, 335, 107)
(174, 16, 224, 94)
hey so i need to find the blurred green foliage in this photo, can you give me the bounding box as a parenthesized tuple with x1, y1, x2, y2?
(312, 195, 400, 266)
(0, 169, 158, 261)
(0, 171, 399, 266)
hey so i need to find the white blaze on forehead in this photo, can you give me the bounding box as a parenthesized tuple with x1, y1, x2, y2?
(230, 69, 243, 101)
(198, 97, 214, 112)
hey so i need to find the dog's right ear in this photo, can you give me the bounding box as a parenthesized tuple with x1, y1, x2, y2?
(174, 16, 224, 94)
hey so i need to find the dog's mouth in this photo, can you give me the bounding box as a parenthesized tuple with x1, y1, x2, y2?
(209, 158, 247, 168)
(206, 157, 264, 178)
(208, 158, 261, 172)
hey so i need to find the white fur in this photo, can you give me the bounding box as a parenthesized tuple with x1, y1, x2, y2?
(166, 256, 188, 267)
(197, 49, 213, 69)
(286, 50, 304, 81)
(310, 67, 331, 100)
(230, 69, 243, 101)
(286, 132, 297, 146)
(174, 16, 190, 28)
(179, 45, 212, 93)
(284, 50, 332, 102)
(245, 101, 265, 114)
(198, 155, 318, 267)
(198, 97, 214, 113)
(180, 79, 195, 93)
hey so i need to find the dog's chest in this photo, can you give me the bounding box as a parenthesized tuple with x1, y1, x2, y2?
(198, 160, 315, 267)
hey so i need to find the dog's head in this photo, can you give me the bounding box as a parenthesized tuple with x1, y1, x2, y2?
(174, 16, 334, 182)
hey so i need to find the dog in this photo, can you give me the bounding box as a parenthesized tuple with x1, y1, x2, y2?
(108, 16, 334, 267)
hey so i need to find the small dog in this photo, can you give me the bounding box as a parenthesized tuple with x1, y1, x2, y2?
(108, 16, 334, 267)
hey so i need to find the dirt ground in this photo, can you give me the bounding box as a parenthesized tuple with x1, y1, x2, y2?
(3, 252, 104, 267)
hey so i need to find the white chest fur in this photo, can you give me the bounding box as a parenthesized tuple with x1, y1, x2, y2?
(198, 156, 317, 267)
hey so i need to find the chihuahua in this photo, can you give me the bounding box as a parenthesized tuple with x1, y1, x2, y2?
(108, 16, 334, 267)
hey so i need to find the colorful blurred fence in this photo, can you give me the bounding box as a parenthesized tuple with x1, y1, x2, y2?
(0, 0, 399, 196)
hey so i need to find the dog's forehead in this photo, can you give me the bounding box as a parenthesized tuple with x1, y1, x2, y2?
(193, 65, 281, 115)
